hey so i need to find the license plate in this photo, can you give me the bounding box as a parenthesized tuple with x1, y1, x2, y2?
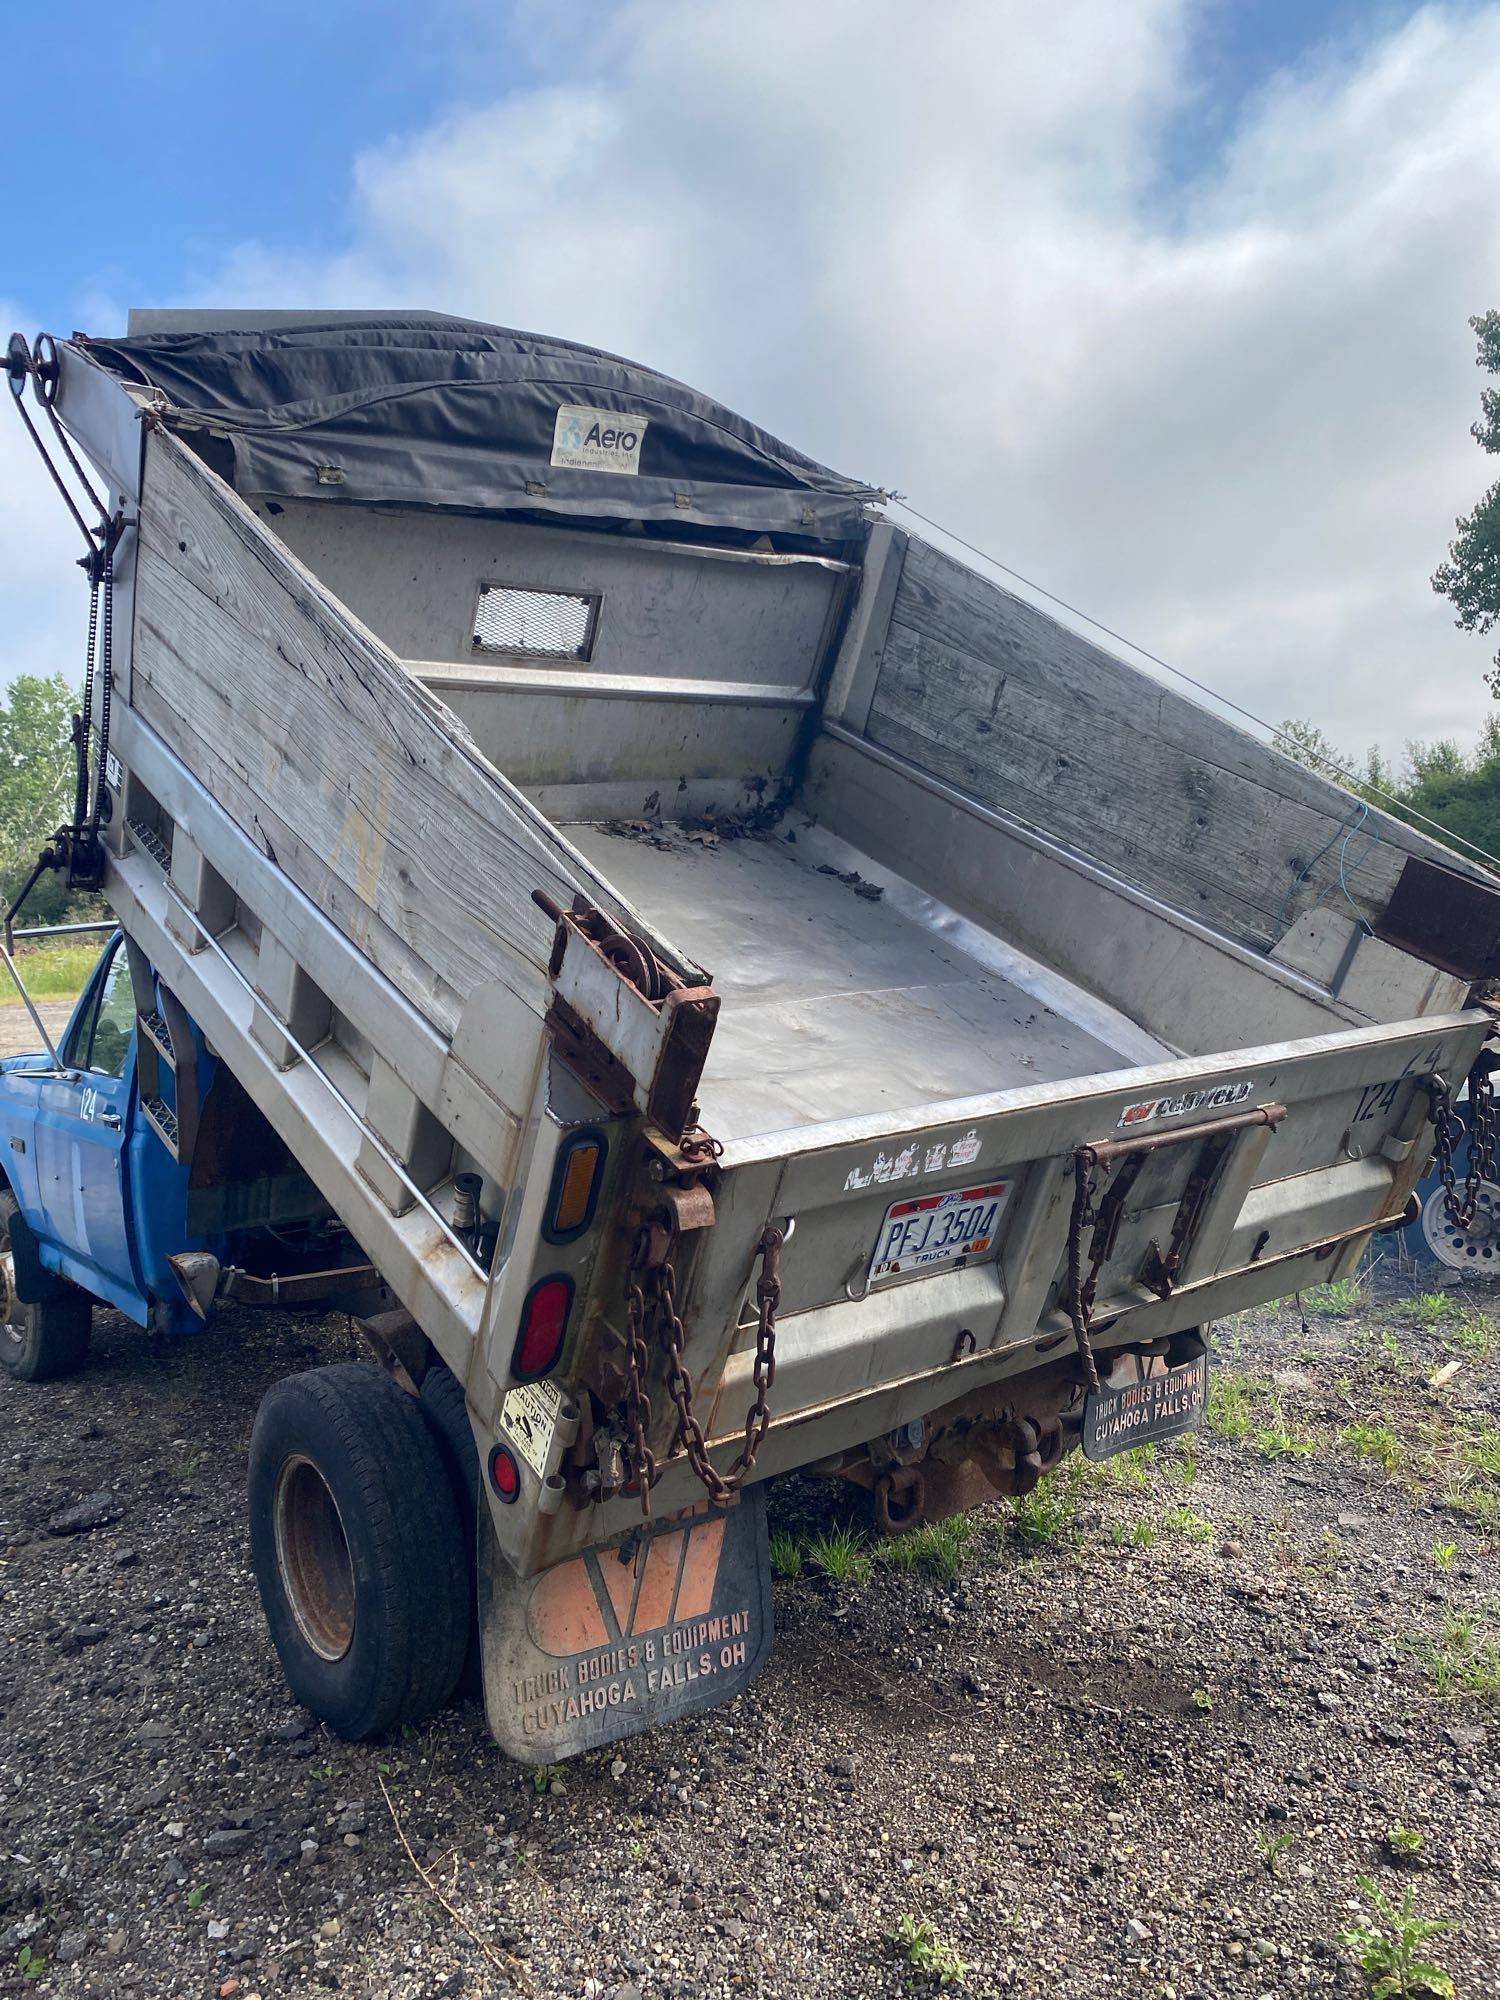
(868, 1180, 1010, 1285)
(1081, 1338, 1208, 1461)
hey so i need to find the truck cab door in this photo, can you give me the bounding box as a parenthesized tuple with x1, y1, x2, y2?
(33, 937, 145, 1318)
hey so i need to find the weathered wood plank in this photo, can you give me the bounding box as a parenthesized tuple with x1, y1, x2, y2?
(870, 536, 1482, 953)
(129, 431, 703, 1048)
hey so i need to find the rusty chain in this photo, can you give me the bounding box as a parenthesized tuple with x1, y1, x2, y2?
(1065, 1149, 1103, 1395)
(1426, 1060, 1498, 1233)
(622, 1216, 782, 1513)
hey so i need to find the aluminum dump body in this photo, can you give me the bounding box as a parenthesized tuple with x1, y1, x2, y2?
(41, 312, 1499, 1645)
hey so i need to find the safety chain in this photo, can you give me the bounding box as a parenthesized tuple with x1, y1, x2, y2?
(1426, 1059, 1498, 1233)
(622, 1217, 782, 1515)
(1065, 1148, 1104, 1395)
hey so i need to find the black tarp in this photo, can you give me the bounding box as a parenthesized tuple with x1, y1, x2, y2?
(81, 313, 880, 543)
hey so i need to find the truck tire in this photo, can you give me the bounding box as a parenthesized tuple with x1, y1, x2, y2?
(248, 1362, 469, 1739)
(0, 1191, 92, 1383)
(418, 1361, 482, 1694)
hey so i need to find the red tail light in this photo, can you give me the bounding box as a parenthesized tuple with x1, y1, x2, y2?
(489, 1443, 520, 1502)
(511, 1274, 573, 1382)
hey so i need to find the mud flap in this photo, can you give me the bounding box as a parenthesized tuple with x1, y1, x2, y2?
(478, 1487, 773, 1763)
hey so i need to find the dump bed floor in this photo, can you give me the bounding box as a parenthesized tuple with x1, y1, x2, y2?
(567, 822, 1172, 1143)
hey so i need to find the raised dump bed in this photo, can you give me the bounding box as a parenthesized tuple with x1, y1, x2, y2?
(3, 310, 1495, 1760)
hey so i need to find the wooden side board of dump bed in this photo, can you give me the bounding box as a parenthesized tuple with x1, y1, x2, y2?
(129, 428, 704, 1044)
(860, 533, 1496, 962)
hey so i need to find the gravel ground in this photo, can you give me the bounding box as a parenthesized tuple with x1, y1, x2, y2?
(1, 1269, 1497, 2000)
(0, 1004, 75, 1061)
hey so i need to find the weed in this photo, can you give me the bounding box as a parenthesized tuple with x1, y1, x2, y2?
(16, 1945, 46, 1981)
(1341, 1423, 1403, 1474)
(1339, 1875, 1453, 1998)
(768, 1529, 804, 1579)
(187, 1883, 205, 1911)
(1163, 1505, 1215, 1544)
(1419, 1617, 1500, 1700)
(888, 1914, 967, 1987)
(531, 1763, 563, 1795)
(1383, 1824, 1426, 1863)
(1207, 1372, 1255, 1439)
(1010, 1469, 1078, 1550)
(878, 1514, 974, 1584)
(1110, 1516, 1158, 1548)
(1171, 1444, 1200, 1485)
(1189, 1686, 1214, 1711)
(1098, 1444, 1155, 1490)
(804, 1524, 873, 1587)
(1254, 1828, 1294, 1875)
(1397, 1294, 1454, 1328)
(1447, 1310, 1498, 1359)
(1430, 1543, 1458, 1570)
(1254, 1423, 1314, 1462)
(1466, 1426, 1500, 1479)
(1304, 1276, 1363, 1317)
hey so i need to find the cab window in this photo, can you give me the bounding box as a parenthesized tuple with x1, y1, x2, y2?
(64, 941, 136, 1080)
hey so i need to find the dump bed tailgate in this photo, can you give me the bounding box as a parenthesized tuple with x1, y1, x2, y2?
(655, 1009, 1491, 1497)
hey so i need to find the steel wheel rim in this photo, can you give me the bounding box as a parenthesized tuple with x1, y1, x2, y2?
(273, 1454, 356, 1662)
(1420, 1182, 1500, 1273)
(0, 1223, 25, 1358)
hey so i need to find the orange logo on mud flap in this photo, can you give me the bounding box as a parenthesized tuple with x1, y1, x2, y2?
(527, 1504, 734, 1659)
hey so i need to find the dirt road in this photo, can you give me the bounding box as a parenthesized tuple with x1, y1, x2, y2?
(0, 1002, 75, 1061)
(0, 1278, 1495, 1998)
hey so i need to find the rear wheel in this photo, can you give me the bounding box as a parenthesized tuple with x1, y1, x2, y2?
(418, 1361, 482, 1693)
(0, 1192, 92, 1383)
(248, 1363, 468, 1739)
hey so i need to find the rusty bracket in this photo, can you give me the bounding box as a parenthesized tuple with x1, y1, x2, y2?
(534, 889, 720, 1143)
(354, 1305, 430, 1398)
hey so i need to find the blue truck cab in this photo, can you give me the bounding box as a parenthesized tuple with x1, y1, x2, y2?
(0, 933, 214, 1336)
(0, 932, 368, 1380)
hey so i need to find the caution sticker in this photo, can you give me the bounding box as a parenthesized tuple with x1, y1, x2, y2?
(501, 1377, 565, 1479)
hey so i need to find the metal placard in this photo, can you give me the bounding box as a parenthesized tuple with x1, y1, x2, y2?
(1081, 1335, 1209, 1462)
(480, 1486, 773, 1762)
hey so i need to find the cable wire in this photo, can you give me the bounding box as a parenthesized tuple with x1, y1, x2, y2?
(889, 498, 1500, 874)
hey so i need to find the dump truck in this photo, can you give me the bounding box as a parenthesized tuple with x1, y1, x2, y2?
(2, 311, 1497, 1762)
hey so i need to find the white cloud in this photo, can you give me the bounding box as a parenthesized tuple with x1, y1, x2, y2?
(13, 1, 1500, 764)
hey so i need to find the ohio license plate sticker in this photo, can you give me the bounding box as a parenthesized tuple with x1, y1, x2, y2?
(869, 1181, 1010, 1284)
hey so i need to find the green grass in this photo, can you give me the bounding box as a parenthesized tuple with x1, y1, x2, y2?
(1095, 1443, 1155, 1489)
(1446, 1311, 1498, 1360)
(1162, 1504, 1215, 1544)
(1009, 1466, 1080, 1550)
(1303, 1276, 1364, 1316)
(4, 944, 98, 1004)
(1397, 1293, 1455, 1328)
(804, 1524, 873, 1587)
(768, 1529, 804, 1579)
(1253, 1422, 1314, 1462)
(877, 1513, 974, 1583)
(1206, 1370, 1257, 1440)
(1419, 1613, 1500, 1701)
(1340, 1422, 1403, 1474)
(1466, 1426, 1500, 1479)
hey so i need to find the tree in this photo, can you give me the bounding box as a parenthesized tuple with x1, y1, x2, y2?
(1432, 310, 1500, 693)
(0, 675, 79, 924)
(1276, 714, 1500, 876)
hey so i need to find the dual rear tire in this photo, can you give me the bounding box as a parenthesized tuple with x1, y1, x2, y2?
(248, 1362, 477, 1740)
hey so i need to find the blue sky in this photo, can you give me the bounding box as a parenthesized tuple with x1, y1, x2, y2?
(3, 0, 1499, 761)
(4, 0, 1418, 336)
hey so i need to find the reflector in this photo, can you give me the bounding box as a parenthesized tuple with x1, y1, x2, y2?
(512, 1274, 573, 1381)
(489, 1443, 521, 1502)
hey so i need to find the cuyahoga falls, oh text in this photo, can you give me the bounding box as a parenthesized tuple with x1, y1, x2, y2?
(512, 1609, 753, 1737)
